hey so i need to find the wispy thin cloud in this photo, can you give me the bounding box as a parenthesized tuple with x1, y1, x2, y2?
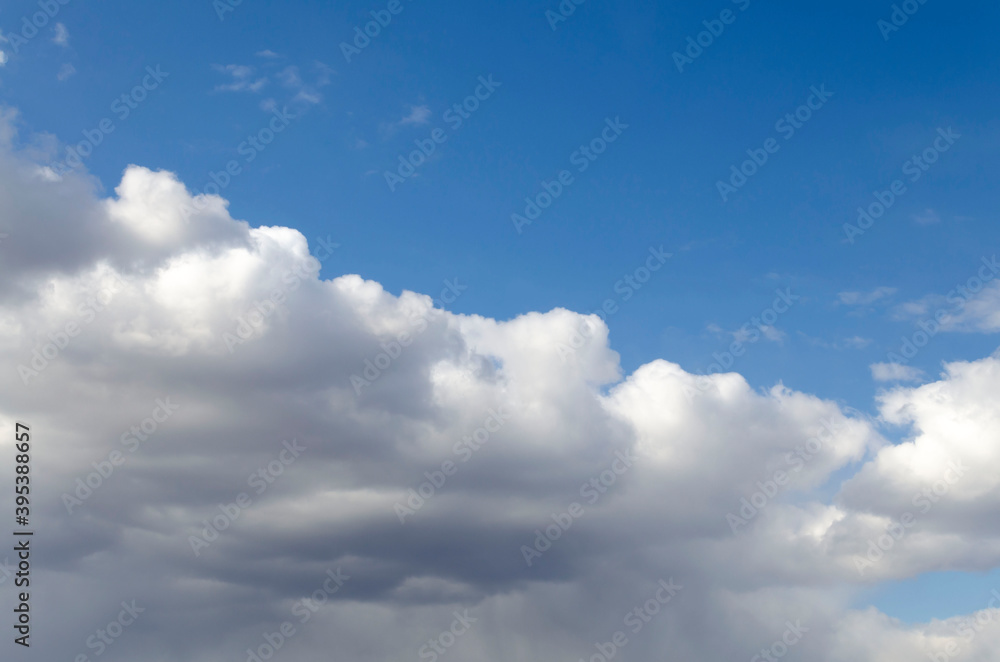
(710, 322, 786, 344)
(870, 362, 924, 382)
(53, 23, 69, 47)
(379, 103, 433, 140)
(912, 208, 941, 225)
(798, 332, 873, 350)
(276, 65, 302, 88)
(838, 287, 897, 306)
(277, 62, 331, 108)
(842, 335, 873, 349)
(212, 64, 268, 93)
(398, 105, 431, 126)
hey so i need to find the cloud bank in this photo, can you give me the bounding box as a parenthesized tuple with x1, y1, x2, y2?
(1, 110, 999, 661)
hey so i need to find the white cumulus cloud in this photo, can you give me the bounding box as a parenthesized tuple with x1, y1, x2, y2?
(0, 111, 999, 661)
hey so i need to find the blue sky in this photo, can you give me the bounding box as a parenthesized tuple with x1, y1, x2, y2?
(3, 0, 1000, 649)
(4, 0, 999, 413)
